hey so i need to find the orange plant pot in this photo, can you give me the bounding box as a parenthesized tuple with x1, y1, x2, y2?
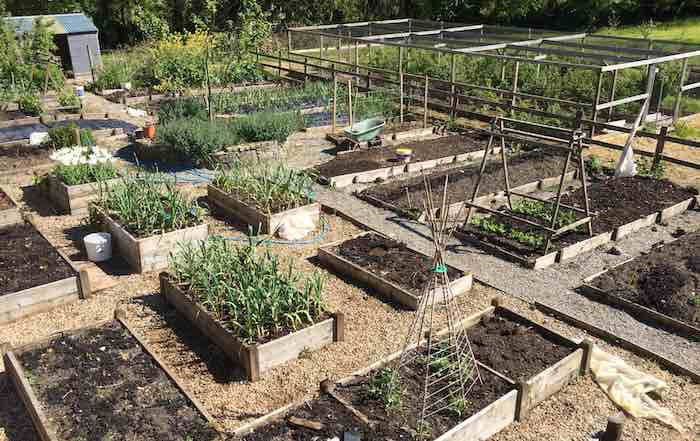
(144, 125, 156, 140)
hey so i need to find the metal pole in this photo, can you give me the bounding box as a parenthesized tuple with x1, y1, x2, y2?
(348, 79, 353, 126)
(673, 58, 689, 123)
(303, 58, 308, 85)
(332, 66, 337, 132)
(607, 69, 618, 122)
(640, 65, 657, 123)
(355, 40, 359, 75)
(591, 69, 604, 137)
(450, 53, 456, 118)
(400, 71, 405, 124)
(510, 61, 520, 111)
(320, 35, 324, 60)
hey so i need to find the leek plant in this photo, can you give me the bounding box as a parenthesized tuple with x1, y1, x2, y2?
(93, 171, 204, 237)
(51, 162, 118, 186)
(170, 236, 326, 344)
(213, 160, 314, 214)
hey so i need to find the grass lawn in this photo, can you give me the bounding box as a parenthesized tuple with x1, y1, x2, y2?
(596, 17, 700, 44)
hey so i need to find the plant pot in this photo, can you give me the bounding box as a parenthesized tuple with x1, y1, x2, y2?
(144, 125, 156, 140)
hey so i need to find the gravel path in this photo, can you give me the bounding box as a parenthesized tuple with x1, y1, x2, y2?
(314, 185, 700, 377)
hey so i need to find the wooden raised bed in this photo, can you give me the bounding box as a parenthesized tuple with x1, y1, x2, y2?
(0, 218, 90, 326)
(44, 175, 122, 216)
(0, 186, 22, 228)
(133, 138, 281, 167)
(160, 273, 344, 381)
(318, 231, 472, 310)
(581, 242, 700, 340)
(1, 310, 221, 441)
(207, 184, 320, 234)
(96, 208, 208, 273)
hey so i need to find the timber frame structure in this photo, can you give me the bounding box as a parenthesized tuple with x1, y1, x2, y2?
(286, 19, 700, 132)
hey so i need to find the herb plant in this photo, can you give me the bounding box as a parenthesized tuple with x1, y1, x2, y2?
(170, 236, 326, 344)
(93, 172, 204, 237)
(470, 216, 546, 250)
(365, 367, 404, 412)
(213, 160, 315, 214)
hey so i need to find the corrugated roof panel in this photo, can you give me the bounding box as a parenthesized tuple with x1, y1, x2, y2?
(3, 13, 96, 35)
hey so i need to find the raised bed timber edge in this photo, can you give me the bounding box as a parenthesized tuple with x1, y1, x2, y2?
(457, 195, 698, 270)
(233, 300, 591, 440)
(96, 208, 209, 273)
(160, 273, 345, 381)
(0, 186, 22, 228)
(44, 175, 122, 216)
(321, 143, 501, 189)
(0, 309, 221, 441)
(317, 231, 473, 310)
(207, 184, 321, 235)
(132, 138, 280, 166)
(0, 216, 90, 326)
(580, 257, 700, 341)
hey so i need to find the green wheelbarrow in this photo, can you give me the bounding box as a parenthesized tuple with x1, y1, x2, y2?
(343, 117, 386, 146)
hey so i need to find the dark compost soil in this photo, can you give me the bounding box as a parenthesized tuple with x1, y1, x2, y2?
(333, 232, 464, 295)
(314, 132, 489, 178)
(242, 351, 513, 440)
(0, 143, 53, 173)
(562, 176, 697, 234)
(359, 148, 569, 214)
(0, 187, 14, 210)
(592, 231, 700, 325)
(0, 223, 74, 296)
(468, 314, 573, 381)
(18, 320, 219, 441)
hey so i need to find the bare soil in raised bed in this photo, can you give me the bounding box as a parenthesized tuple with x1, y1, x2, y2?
(0, 223, 74, 296)
(333, 232, 464, 295)
(359, 148, 569, 214)
(0, 143, 53, 174)
(468, 314, 573, 382)
(0, 189, 13, 210)
(18, 320, 219, 441)
(563, 176, 697, 234)
(592, 231, 700, 326)
(314, 132, 489, 178)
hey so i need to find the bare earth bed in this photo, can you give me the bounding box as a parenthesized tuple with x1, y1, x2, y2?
(359, 148, 569, 214)
(591, 230, 700, 327)
(17, 320, 219, 441)
(314, 132, 489, 178)
(0, 144, 53, 175)
(0, 223, 74, 296)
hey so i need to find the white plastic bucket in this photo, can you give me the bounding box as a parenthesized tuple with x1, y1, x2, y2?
(84, 232, 112, 262)
(75, 85, 85, 98)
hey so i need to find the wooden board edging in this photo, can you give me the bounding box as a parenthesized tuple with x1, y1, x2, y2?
(45, 175, 122, 215)
(3, 351, 58, 441)
(0, 186, 23, 227)
(160, 273, 341, 381)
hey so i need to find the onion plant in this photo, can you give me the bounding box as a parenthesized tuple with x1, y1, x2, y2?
(170, 236, 326, 344)
(213, 160, 315, 214)
(51, 162, 118, 186)
(93, 171, 204, 238)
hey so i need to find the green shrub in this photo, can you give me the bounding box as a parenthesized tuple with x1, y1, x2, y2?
(93, 171, 204, 237)
(365, 367, 404, 412)
(57, 87, 80, 110)
(213, 160, 314, 214)
(157, 118, 242, 166)
(157, 96, 208, 123)
(18, 91, 42, 115)
(170, 236, 326, 344)
(45, 123, 95, 149)
(51, 162, 118, 186)
(232, 111, 305, 143)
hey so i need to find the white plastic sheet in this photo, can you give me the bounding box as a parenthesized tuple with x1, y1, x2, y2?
(276, 212, 316, 240)
(614, 144, 637, 177)
(589, 345, 684, 432)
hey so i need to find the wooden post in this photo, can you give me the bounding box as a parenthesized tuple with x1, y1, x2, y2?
(673, 58, 689, 123)
(652, 126, 668, 170)
(205, 36, 212, 121)
(87, 45, 95, 84)
(303, 58, 308, 85)
(354, 40, 359, 75)
(450, 53, 456, 117)
(602, 413, 626, 441)
(510, 61, 520, 112)
(348, 79, 353, 126)
(287, 30, 292, 54)
(277, 50, 282, 79)
(423, 74, 429, 128)
(320, 35, 324, 59)
(591, 69, 604, 137)
(74, 127, 81, 146)
(400, 71, 404, 124)
(607, 69, 618, 122)
(332, 67, 337, 133)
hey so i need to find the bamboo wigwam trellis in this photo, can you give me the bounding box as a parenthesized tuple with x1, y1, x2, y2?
(392, 175, 481, 433)
(287, 19, 700, 130)
(464, 111, 594, 254)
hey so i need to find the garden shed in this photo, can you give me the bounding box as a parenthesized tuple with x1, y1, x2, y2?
(4, 13, 102, 76)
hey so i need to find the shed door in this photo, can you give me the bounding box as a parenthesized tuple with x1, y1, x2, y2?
(66, 32, 101, 75)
